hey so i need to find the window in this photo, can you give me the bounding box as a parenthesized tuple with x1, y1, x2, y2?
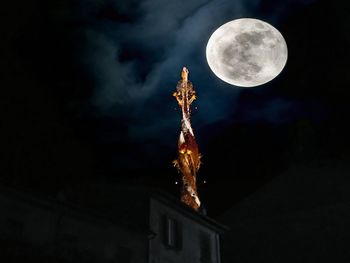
(57, 233, 79, 259)
(57, 233, 79, 248)
(2, 218, 23, 240)
(200, 232, 212, 263)
(163, 215, 182, 250)
(116, 246, 132, 263)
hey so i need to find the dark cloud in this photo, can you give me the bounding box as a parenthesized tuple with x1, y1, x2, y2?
(79, 1, 312, 111)
(67, 0, 320, 176)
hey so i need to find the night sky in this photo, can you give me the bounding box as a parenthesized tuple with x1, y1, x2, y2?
(2, 0, 350, 217)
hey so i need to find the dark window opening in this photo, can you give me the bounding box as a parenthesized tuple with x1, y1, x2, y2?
(116, 246, 132, 263)
(163, 215, 182, 250)
(2, 218, 23, 240)
(200, 232, 212, 263)
(56, 233, 79, 259)
(57, 233, 79, 248)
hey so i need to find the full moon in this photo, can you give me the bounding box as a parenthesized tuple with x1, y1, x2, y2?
(206, 18, 288, 87)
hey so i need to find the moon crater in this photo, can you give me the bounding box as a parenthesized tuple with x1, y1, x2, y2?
(206, 18, 288, 87)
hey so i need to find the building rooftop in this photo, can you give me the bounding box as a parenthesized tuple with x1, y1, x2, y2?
(0, 181, 227, 235)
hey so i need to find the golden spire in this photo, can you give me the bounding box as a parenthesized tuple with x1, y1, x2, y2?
(173, 67, 201, 211)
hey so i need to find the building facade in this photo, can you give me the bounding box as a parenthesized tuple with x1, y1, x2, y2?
(0, 184, 226, 263)
(149, 194, 226, 263)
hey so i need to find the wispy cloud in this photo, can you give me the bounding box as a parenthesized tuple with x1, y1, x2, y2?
(75, 0, 317, 144)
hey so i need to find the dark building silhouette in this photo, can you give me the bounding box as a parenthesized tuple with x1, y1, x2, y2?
(219, 159, 350, 263)
(0, 183, 226, 263)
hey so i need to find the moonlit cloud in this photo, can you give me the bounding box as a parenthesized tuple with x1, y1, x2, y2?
(75, 0, 317, 147)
